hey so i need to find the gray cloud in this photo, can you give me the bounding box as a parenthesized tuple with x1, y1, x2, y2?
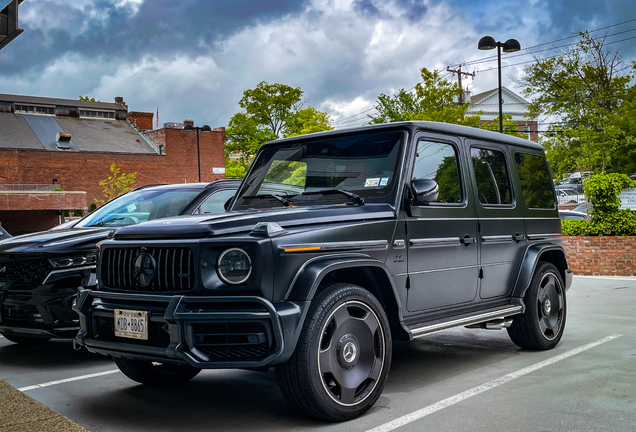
(0, 0, 308, 75)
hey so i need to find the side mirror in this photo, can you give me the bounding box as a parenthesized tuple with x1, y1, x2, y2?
(411, 179, 439, 204)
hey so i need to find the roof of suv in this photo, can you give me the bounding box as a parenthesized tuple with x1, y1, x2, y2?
(265, 121, 544, 151)
(132, 179, 241, 192)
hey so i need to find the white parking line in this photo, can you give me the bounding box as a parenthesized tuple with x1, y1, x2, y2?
(18, 369, 120, 392)
(366, 334, 623, 432)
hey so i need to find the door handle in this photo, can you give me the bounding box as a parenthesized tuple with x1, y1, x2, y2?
(513, 233, 525, 243)
(460, 235, 476, 246)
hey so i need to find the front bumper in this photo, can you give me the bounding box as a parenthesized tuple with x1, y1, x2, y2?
(74, 290, 308, 369)
(0, 290, 83, 339)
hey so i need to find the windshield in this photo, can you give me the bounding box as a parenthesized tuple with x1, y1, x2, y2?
(76, 188, 202, 228)
(232, 130, 406, 210)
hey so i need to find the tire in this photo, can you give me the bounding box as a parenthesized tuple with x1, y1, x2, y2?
(113, 357, 201, 387)
(275, 283, 392, 421)
(1, 334, 51, 345)
(507, 262, 567, 350)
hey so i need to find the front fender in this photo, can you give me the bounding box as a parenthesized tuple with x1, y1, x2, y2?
(512, 243, 572, 299)
(284, 253, 398, 302)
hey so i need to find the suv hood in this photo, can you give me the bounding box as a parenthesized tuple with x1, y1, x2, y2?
(0, 228, 110, 254)
(113, 204, 396, 240)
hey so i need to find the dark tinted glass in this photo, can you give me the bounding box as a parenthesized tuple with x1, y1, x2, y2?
(515, 153, 555, 209)
(471, 147, 512, 205)
(196, 189, 236, 214)
(413, 141, 461, 204)
(233, 130, 405, 209)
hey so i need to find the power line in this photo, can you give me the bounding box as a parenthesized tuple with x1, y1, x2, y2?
(450, 17, 636, 69)
(473, 33, 636, 73)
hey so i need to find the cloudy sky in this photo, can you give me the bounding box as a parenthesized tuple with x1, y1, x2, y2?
(1, 0, 635, 129)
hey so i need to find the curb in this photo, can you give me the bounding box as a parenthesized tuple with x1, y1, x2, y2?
(0, 379, 87, 432)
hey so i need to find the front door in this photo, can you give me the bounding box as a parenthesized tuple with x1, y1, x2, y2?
(406, 134, 479, 312)
(467, 142, 526, 299)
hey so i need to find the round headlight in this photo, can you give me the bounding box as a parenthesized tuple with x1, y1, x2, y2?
(217, 248, 252, 285)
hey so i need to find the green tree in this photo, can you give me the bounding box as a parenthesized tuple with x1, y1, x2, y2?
(369, 67, 481, 127)
(95, 163, 137, 205)
(79, 95, 100, 102)
(517, 32, 636, 178)
(479, 114, 526, 139)
(284, 107, 332, 137)
(225, 81, 332, 176)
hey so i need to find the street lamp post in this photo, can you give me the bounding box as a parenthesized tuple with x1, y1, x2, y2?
(183, 123, 212, 182)
(477, 36, 521, 133)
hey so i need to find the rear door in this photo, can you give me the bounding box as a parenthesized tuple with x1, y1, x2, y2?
(467, 141, 526, 299)
(405, 133, 479, 312)
(511, 149, 561, 243)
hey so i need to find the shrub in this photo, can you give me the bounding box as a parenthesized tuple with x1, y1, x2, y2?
(562, 173, 636, 236)
(561, 220, 588, 236)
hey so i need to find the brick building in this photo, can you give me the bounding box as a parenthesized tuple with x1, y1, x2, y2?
(0, 93, 226, 234)
(466, 87, 539, 142)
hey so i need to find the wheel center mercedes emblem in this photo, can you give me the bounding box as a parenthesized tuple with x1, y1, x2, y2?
(133, 253, 156, 287)
(343, 342, 357, 363)
(544, 299, 552, 314)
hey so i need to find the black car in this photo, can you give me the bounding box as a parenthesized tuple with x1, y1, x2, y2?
(74, 122, 572, 421)
(0, 180, 239, 345)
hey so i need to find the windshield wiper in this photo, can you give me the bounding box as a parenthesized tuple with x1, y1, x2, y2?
(301, 189, 364, 205)
(242, 194, 292, 207)
(89, 217, 126, 227)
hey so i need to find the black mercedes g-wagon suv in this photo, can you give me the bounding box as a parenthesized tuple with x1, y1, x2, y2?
(74, 121, 572, 421)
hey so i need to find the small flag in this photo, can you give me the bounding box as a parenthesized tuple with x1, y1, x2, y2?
(156, 107, 159, 129)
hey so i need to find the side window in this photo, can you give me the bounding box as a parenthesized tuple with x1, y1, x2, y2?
(413, 140, 462, 204)
(515, 153, 556, 209)
(471, 147, 512, 205)
(195, 189, 236, 215)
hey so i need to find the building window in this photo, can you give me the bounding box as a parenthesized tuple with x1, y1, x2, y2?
(15, 105, 54, 115)
(79, 110, 115, 119)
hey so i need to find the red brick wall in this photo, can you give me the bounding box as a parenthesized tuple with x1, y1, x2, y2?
(563, 236, 636, 276)
(0, 191, 87, 211)
(127, 112, 154, 130)
(0, 128, 226, 206)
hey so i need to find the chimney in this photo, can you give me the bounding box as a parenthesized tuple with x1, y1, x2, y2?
(55, 132, 72, 150)
(184, 119, 194, 127)
(127, 111, 154, 130)
(114, 96, 128, 110)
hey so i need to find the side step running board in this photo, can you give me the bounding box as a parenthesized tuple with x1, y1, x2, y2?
(407, 305, 523, 339)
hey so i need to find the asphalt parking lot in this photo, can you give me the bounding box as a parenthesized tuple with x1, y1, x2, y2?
(1, 276, 634, 432)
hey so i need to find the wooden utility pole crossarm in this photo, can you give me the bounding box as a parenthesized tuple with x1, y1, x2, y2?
(446, 66, 475, 105)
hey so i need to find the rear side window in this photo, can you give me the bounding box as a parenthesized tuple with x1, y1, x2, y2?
(413, 140, 462, 204)
(515, 153, 556, 209)
(471, 147, 512, 205)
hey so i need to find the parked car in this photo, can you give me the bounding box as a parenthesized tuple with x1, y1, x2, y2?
(0, 180, 239, 345)
(74, 122, 571, 421)
(557, 188, 586, 204)
(559, 210, 588, 220)
(0, 226, 10, 239)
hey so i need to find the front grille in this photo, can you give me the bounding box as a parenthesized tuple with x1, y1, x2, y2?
(101, 247, 195, 292)
(0, 258, 52, 289)
(95, 316, 171, 348)
(192, 322, 271, 361)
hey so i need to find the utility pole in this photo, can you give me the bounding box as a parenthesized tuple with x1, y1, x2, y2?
(446, 66, 475, 105)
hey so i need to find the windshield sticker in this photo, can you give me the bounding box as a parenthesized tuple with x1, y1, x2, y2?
(379, 177, 390, 187)
(126, 203, 137, 213)
(364, 178, 380, 187)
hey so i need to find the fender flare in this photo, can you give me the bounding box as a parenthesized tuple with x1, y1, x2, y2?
(511, 243, 570, 299)
(275, 254, 407, 364)
(284, 253, 401, 305)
